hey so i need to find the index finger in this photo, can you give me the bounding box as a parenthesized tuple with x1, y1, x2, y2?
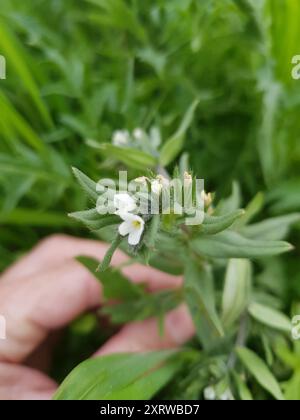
(1, 234, 182, 291)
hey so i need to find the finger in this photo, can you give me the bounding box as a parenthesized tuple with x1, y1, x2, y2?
(95, 305, 195, 355)
(1, 234, 182, 291)
(0, 363, 57, 400)
(0, 259, 102, 363)
(1, 235, 116, 282)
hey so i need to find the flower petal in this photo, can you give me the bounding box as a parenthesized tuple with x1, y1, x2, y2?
(117, 212, 137, 223)
(128, 228, 144, 246)
(118, 221, 131, 236)
(114, 193, 136, 213)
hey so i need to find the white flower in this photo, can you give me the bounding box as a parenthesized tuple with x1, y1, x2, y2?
(118, 213, 145, 245)
(133, 128, 145, 140)
(151, 175, 169, 195)
(134, 176, 149, 186)
(204, 386, 216, 401)
(201, 190, 213, 207)
(112, 130, 130, 146)
(114, 193, 136, 214)
(184, 171, 193, 185)
(151, 179, 163, 195)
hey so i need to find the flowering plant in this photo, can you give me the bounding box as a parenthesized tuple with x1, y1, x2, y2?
(54, 105, 298, 401)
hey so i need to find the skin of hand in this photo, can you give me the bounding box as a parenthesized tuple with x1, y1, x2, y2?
(0, 235, 195, 400)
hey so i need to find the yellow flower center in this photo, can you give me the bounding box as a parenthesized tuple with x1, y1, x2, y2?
(132, 220, 141, 229)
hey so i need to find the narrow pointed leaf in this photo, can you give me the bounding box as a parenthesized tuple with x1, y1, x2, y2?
(240, 214, 300, 241)
(53, 351, 185, 400)
(222, 259, 252, 327)
(160, 100, 199, 166)
(201, 210, 245, 235)
(69, 209, 119, 230)
(88, 141, 157, 170)
(248, 302, 291, 333)
(184, 261, 224, 350)
(236, 347, 285, 400)
(191, 231, 293, 259)
(72, 167, 99, 203)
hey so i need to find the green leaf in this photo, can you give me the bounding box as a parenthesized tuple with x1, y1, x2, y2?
(77, 256, 181, 324)
(69, 209, 120, 231)
(53, 351, 185, 400)
(200, 210, 245, 235)
(88, 141, 157, 170)
(240, 214, 300, 241)
(0, 208, 73, 227)
(248, 302, 291, 333)
(283, 371, 300, 400)
(87, 0, 147, 43)
(0, 93, 47, 154)
(0, 17, 52, 127)
(143, 214, 161, 262)
(144, 215, 161, 249)
(77, 256, 145, 300)
(236, 347, 285, 400)
(159, 100, 199, 166)
(232, 372, 253, 401)
(184, 261, 224, 350)
(221, 259, 252, 327)
(102, 289, 182, 324)
(148, 253, 184, 276)
(191, 231, 293, 259)
(72, 167, 99, 203)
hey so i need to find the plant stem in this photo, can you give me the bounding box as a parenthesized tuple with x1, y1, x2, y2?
(227, 313, 249, 370)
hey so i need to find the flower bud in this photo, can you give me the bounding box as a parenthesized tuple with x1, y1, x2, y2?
(112, 130, 129, 146)
(133, 128, 145, 140)
(204, 386, 216, 401)
(201, 190, 213, 208)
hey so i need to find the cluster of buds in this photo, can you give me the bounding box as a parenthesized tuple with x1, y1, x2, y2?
(204, 385, 234, 401)
(112, 126, 162, 155)
(112, 128, 146, 147)
(133, 175, 170, 194)
(201, 190, 213, 209)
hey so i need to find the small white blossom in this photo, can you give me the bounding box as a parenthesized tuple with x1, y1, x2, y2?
(134, 176, 149, 186)
(157, 174, 170, 187)
(151, 179, 163, 195)
(204, 386, 216, 401)
(118, 213, 145, 246)
(201, 190, 213, 207)
(114, 193, 136, 214)
(151, 175, 170, 195)
(112, 130, 130, 146)
(184, 171, 193, 185)
(133, 128, 145, 140)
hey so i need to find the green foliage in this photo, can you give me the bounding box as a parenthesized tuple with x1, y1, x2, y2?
(221, 259, 252, 328)
(248, 302, 291, 333)
(77, 256, 182, 324)
(184, 262, 224, 350)
(159, 99, 199, 166)
(191, 231, 292, 259)
(54, 351, 188, 400)
(1, 0, 300, 401)
(236, 347, 285, 401)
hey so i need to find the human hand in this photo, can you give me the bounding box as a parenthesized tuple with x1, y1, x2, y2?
(0, 235, 194, 400)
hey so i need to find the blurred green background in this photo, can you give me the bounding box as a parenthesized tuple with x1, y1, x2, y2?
(0, 0, 300, 289)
